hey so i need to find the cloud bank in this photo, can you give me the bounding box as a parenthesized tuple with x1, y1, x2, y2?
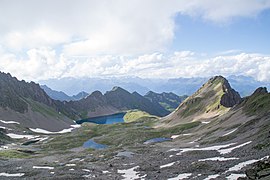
(0, 48, 269, 82)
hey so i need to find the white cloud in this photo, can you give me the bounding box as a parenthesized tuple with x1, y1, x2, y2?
(0, 1, 269, 82)
(0, 48, 69, 81)
(0, 49, 270, 82)
(3, 26, 70, 50)
(0, 0, 269, 55)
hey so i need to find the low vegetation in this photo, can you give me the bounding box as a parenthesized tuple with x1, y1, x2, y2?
(0, 150, 31, 159)
(123, 109, 156, 122)
(41, 117, 201, 153)
(243, 93, 270, 116)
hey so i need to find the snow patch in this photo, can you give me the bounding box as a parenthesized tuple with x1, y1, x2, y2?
(7, 133, 38, 139)
(222, 128, 238, 137)
(199, 157, 239, 162)
(160, 162, 176, 168)
(70, 124, 81, 128)
(0, 120, 20, 124)
(171, 135, 180, 139)
(226, 173, 246, 179)
(168, 173, 192, 180)
(176, 143, 236, 155)
(204, 174, 220, 180)
(33, 166, 54, 170)
(65, 164, 76, 167)
(29, 127, 74, 134)
(175, 142, 251, 156)
(118, 166, 141, 180)
(218, 141, 252, 155)
(0, 172, 24, 177)
(201, 121, 210, 124)
(226, 156, 269, 172)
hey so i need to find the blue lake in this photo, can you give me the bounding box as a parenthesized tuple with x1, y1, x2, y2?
(83, 139, 107, 149)
(76, 112, 125, 125)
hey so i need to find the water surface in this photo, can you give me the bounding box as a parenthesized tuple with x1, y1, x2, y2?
(83, 139, 107, 149)
(76, 113, 125, 125)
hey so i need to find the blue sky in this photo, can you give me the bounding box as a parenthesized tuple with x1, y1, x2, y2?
(0, 0, 269, 82)
(172, 9, 270, 54)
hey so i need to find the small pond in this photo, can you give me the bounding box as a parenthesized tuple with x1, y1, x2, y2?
(83, 139, 107, 149)
(76, 113, 125, 125)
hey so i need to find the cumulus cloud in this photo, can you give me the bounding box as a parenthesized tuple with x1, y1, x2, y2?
(0, 48, 270, 82)
(0, 48, 69, 80)
(0, 1, 269, 82)
(0, 0, 269, 55)
(3, 26, 70, 50)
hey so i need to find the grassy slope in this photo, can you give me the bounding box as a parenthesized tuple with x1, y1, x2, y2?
(179, 80, 227, 119)
(243, 93, 270, 116)
(26, 98, 66, 119)
(41, 117, 201, 153)
(123, 110, 156, 123)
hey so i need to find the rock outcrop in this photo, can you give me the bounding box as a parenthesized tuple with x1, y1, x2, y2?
(66, 87, 170, 118)
(243, 157, 270, 180)
(163, 76, 242, 125)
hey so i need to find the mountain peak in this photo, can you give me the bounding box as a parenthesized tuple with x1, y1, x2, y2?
(111, 86, 125, 92)
(209, 75, 227, 83)
(145, 91, 156, 96)
(252, 87, 268, 95)
(90, 90, 103, 97)
(165, 76, 241, 124)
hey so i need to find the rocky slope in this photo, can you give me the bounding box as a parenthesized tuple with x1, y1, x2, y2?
(41, 85, 89, 101)
(66, 87, 170, 118)
(144, 91, 187, 112)
(0, 72, 75, 131)
(163, 76, 242, 125)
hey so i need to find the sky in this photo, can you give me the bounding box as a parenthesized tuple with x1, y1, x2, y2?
(0, 0, 270, 82)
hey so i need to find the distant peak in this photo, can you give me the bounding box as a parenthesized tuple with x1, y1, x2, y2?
(132, 91, 142, 96)
(112, 86, 120, 91)
(252, 87, 268, 95)
(208, 75, 228, 84)
(90, 90, 103, 97)
(111, 86, 125, 92)
(145, 91, 156, 96)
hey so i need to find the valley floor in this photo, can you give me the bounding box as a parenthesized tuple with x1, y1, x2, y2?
(0, 115, 270, 180)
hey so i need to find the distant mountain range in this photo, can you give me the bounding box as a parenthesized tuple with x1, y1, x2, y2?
(41, 84, 187, 113)
(41, 85, 89, 101)
(145, 91, 188, 112)
(39, 75, 270, 97)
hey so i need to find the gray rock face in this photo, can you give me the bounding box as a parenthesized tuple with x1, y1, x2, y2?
(220, 78, 242, 107)
(245, 157, 270, 180)
(252, 87, 268, 95)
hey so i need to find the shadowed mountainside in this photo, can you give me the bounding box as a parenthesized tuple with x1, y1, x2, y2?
(0, 72, 75, 131)
(66, 87, 170, 118)
(41, 85, 89, 101)
(144, 91, 188, 112)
